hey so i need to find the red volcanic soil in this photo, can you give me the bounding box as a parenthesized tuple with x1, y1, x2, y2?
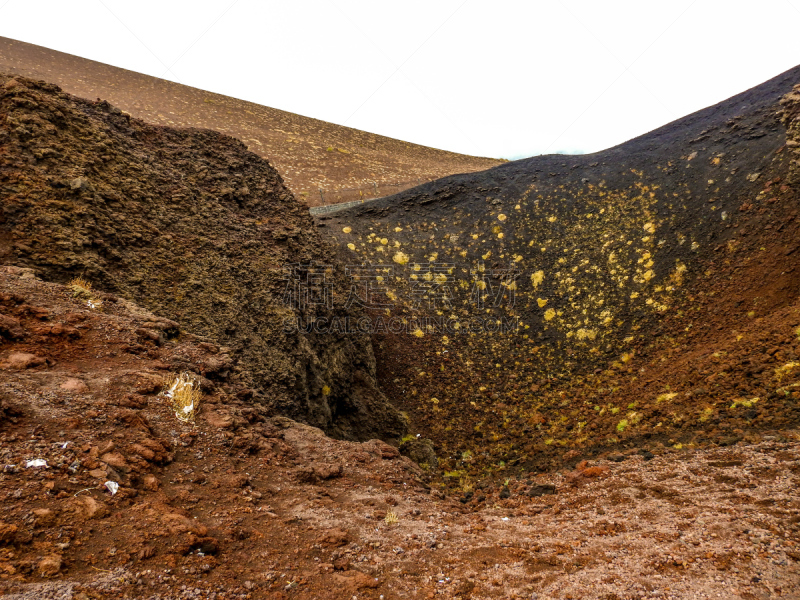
(0, 266, 798, 600)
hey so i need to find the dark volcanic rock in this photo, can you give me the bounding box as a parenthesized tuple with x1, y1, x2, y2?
(0, 74, 405, 442)
(318, 64, 800, 474)
(527, 484, 556, 497)
(399, 436, 438, 468)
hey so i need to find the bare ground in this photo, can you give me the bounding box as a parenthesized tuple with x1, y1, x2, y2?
(0, 267, 799, 600)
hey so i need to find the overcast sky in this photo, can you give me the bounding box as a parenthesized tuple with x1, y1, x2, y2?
(1, 0, 800, 159)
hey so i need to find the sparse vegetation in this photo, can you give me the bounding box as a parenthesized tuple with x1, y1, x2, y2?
(161, 372, 202, 423)
(69, 276, 103, 310)
(730, 397, 759, 410)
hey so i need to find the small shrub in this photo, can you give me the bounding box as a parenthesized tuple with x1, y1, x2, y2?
(69, 277, 103, 310)
(384, 509, 398, 526)
(161, 372, 202, 423)
(69, 276, 93, 297)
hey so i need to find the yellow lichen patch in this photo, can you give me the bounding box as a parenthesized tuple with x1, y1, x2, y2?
(498, 214, 507, 222)
(347, 243, 356, 250)
(775, 362, 800, 382)
(322, 385, 331, 396)
(393, 251, 409, 265)
(380, 238, 389, 245)
(643, 269, 655, 281)
(342, 226, 352, 234)
(730, 397, 759, 409)
(531, 270, 544, 288)
(411, 328, 424, 338)
(643, 222, 656, 234)
(394, 226, 403, 232)
(699, 407, 714, 422)
(537, 298, 548, 308)
(547, 215, 557, 223)
(544, 308, 556, 321)
(656, 393, 678, 403)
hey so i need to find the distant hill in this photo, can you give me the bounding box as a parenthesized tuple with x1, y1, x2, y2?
(0, 36, 502, 205)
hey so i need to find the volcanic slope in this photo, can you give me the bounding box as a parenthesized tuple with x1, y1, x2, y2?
(322, 65, 800, 478)
(0, 73, 406, 442)
(0, 36, 502, 204)
(1, 266, 799, 599)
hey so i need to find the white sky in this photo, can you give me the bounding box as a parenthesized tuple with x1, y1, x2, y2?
(1, 0, 800, 159)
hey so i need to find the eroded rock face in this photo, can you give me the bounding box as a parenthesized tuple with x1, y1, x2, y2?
(0, 74, 405, 441)
(780, 83, 800, 186)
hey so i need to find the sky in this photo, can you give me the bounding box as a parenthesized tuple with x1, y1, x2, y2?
(1, 0, 800, 160)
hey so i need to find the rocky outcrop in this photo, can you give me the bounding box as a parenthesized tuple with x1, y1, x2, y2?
(0, 74, 405, 441)
(780, 83, 800, 185)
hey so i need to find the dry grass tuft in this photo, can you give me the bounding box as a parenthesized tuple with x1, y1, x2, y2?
(161, 372, 202, 423)
(384, 509, 399, 526)
(69, 276, 103, 310)
(69, 276, 93, 297)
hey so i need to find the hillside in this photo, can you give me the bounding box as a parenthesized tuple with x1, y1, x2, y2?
(0, 36, 503, 206)
(0, 266, 798, 599)
(0, 72, 405, 442)
(321, 65, 800, 479)
(1, 49, 800, 600)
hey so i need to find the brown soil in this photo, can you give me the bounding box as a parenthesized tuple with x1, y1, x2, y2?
(0, 73, 404, 442)
(0, 36, 503, 206)
(0, 266, 798, 600)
